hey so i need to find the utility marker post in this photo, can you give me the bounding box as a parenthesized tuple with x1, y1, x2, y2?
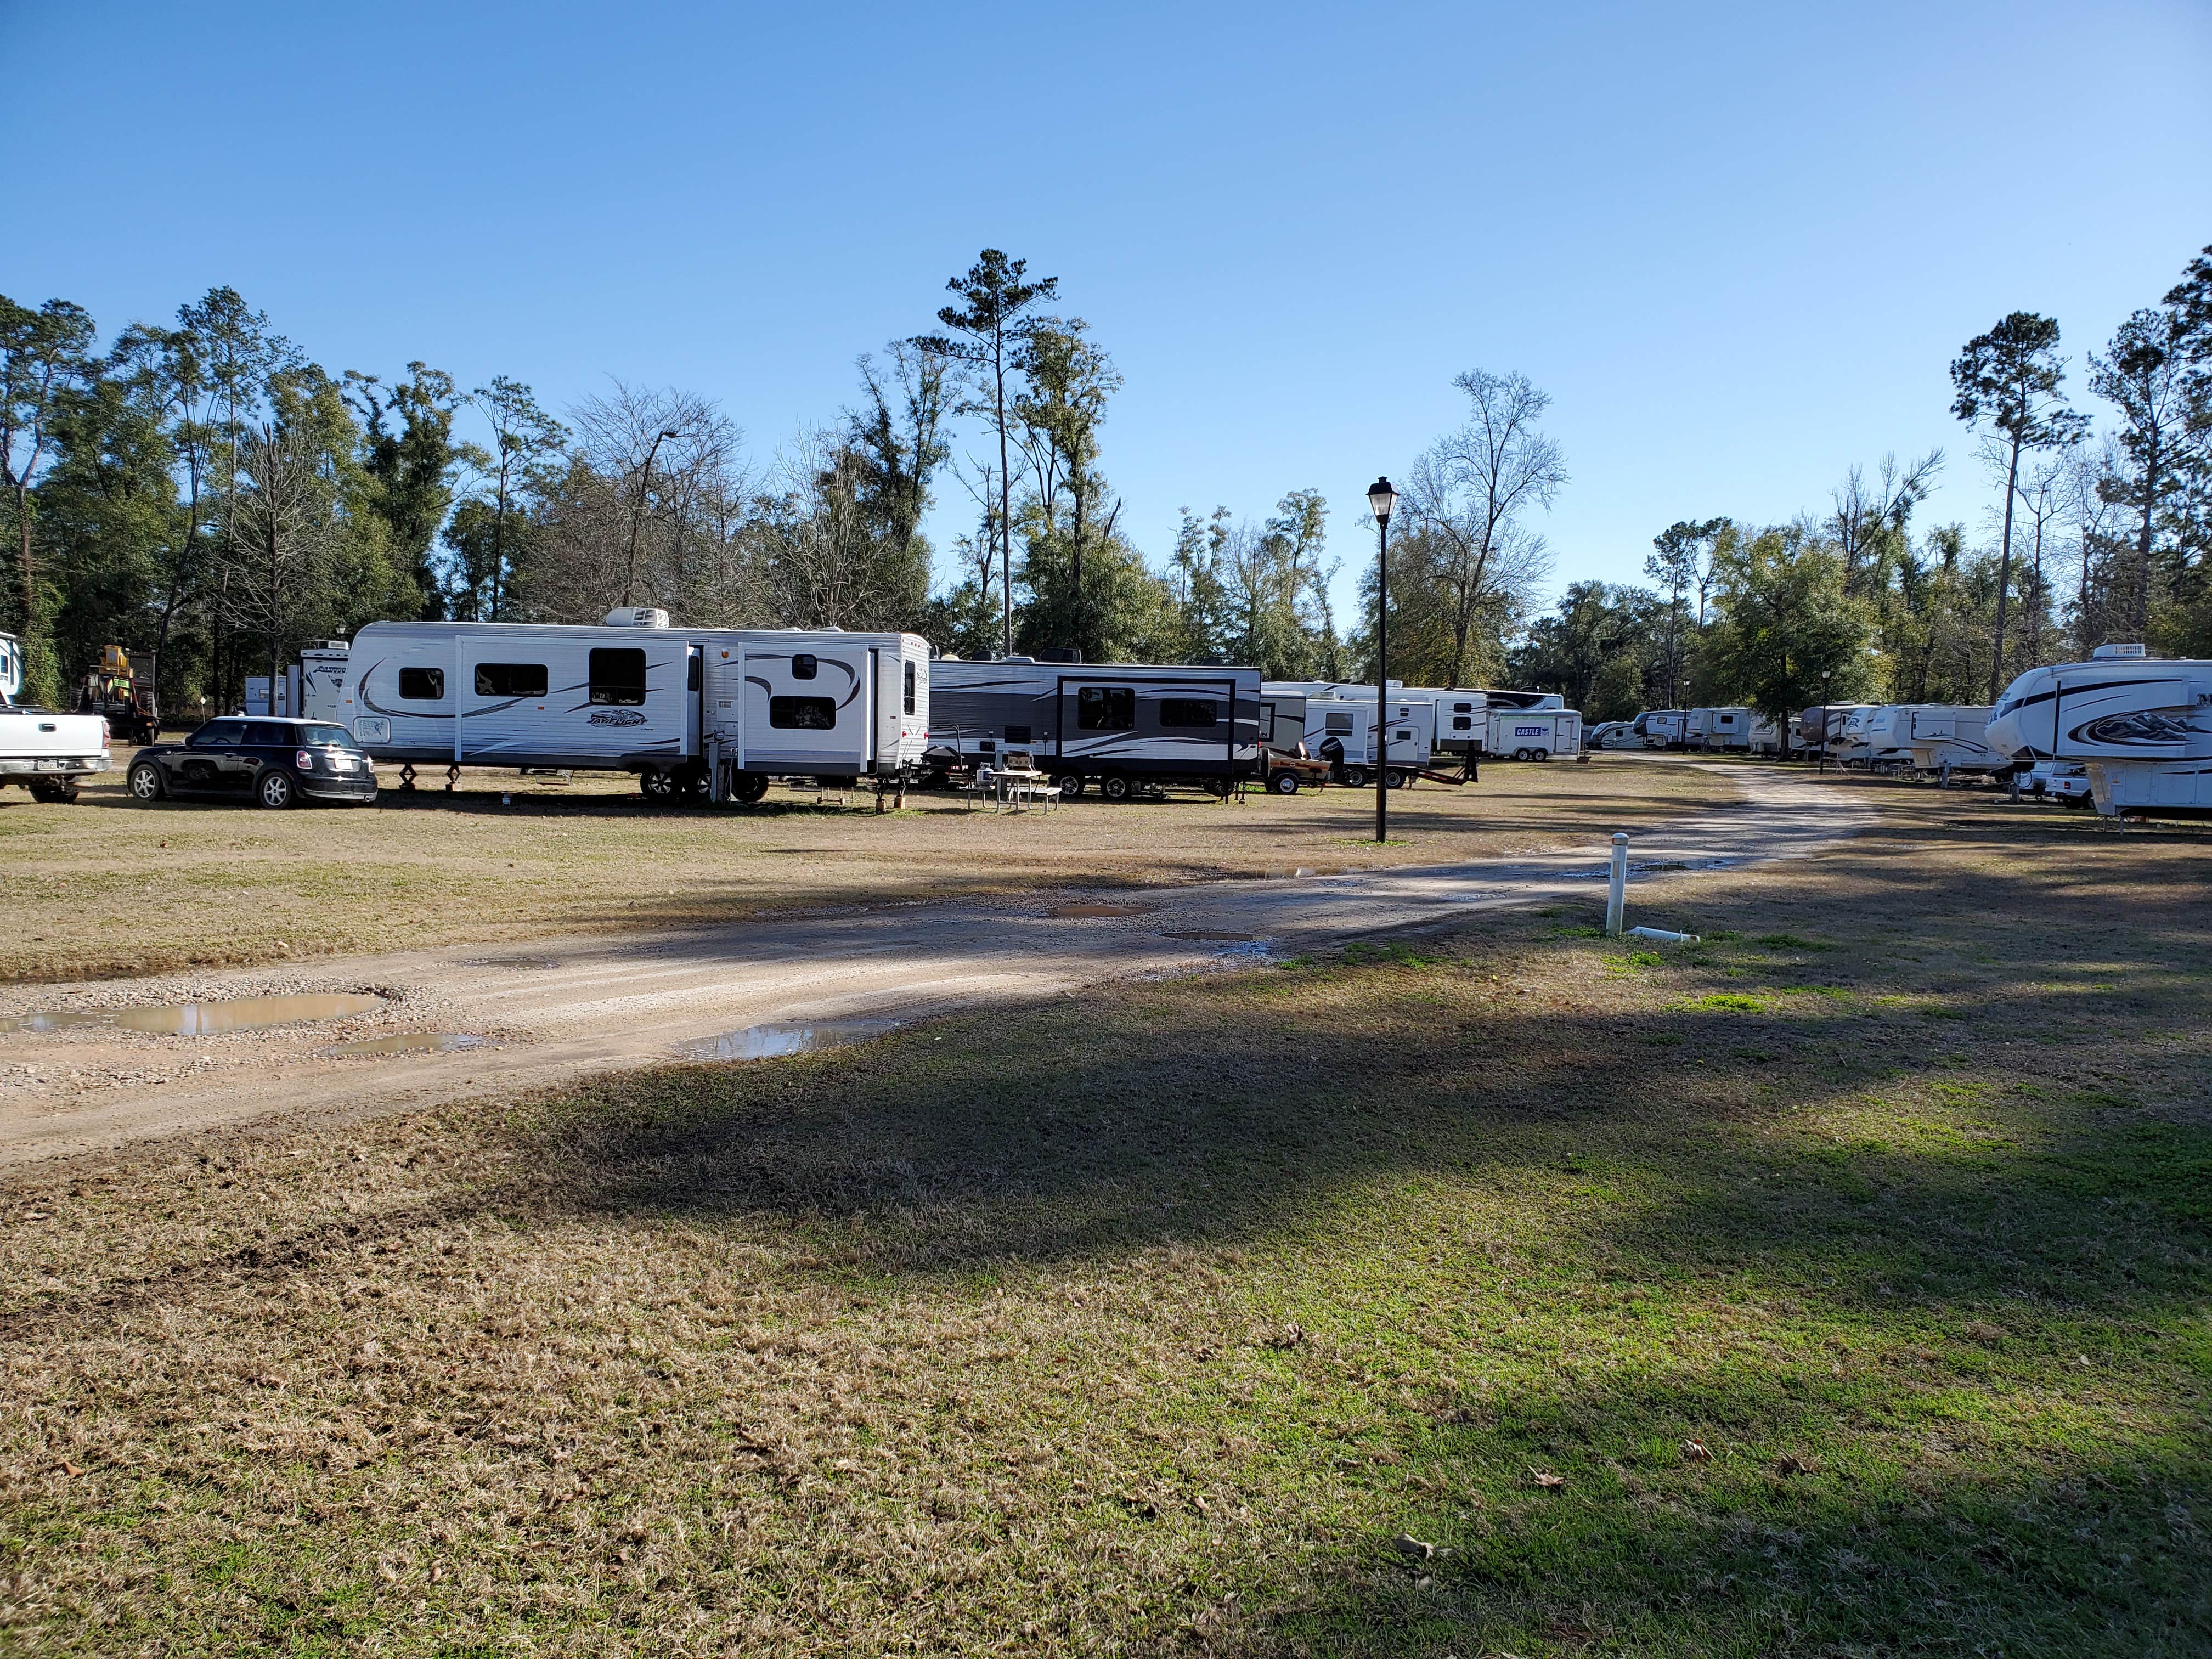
(1605, 832, 1629, 937)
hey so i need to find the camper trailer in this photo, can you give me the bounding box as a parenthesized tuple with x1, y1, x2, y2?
(931, 657, 1261, 798)
(1797, 703, 1872, 763)
(1897, 705, 1999, 776)
(1987, 644, 2212, 817)
(0, 633, 20, 701)
(1633, 709, 1686, 749)
(340, 614, 929, 799)
(1482, 707, 1582, 761)
(1305, 695, 1436, 786)
(1685, 707, 1760, 751)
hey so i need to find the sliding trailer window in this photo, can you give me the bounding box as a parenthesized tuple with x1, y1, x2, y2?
(588, 648, 647, 706)
(474, 662, 548, 698)
(769, 696, 837, 730)
(1159, 698, 1218, 729)
(398, 667, 445, 701)
(1076, 686, 1135, 731)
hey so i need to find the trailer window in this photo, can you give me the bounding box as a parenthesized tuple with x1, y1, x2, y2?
(398, 667, 444, 701)
(1452, 716, 1472, 731)
(1005, 724, 1032, 744)
(1160, 698, 1217, 729)
(791, 653, 817, 680)
(473, 662, 547, 698)
(903, 661, 916, 715)
(687, 653, 701, 690)
(1324, 712, 1354, 735)
(588, 648, 647, 706)
(769, 695, 836, 730)
(1076, 686, 1135, 730)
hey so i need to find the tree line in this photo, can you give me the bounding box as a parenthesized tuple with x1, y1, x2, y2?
(4, 242, 2205, 721)
(1509, 244, 2212, 724)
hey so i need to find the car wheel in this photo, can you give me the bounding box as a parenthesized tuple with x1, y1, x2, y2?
(1272, 771, 1300, 795)
(257, 769, 297, 810)
(1052, 772, 1085, 799)
(128, 760, 165, 802)
(1100, 772, 1131, 802)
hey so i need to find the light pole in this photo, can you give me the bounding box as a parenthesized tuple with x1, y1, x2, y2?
(1367, 475, 1398, 845)
(1817, 670, 1831, 774)
(622, 428, 681, 608)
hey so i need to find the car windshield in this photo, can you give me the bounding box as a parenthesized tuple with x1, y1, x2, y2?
(298, 724, 358, 749)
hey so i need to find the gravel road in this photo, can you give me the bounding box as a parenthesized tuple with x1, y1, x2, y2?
(0, 766, 1870, 1166)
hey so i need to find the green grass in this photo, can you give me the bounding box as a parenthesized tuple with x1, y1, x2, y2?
(2, 791, 2209, 1655)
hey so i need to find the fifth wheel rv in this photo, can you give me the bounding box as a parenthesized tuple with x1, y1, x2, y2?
(1987, 644, 2212, 817)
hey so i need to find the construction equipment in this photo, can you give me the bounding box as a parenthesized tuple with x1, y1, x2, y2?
(79, 645, 160, 744)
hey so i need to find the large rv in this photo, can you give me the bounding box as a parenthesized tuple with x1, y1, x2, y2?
(1988, 644, 2212, 817)
(1685, 707, 1776, 752)
(335, 615, 929, 800)
(1634, 709, 1687, 749)
(929, 657, 1261, 798)
(1896, 705, 1998, 775)
(1797, 703, 1874, 762)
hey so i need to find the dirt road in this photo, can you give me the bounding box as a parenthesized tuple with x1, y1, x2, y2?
(0, 768, 1871, 1166)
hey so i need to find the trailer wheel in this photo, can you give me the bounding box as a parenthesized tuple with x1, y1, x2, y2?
(1511, 748, 1531, 763)
(1099, 772, 1131, 802)
(1532, 748, 1550, 763)
(730, 770, 770, 804)
(1271, 771, 1300, 795)
(639, 768, 679, 803)
(128, 760, 165, 802)
(1344, 766, 1368, 788)
(1051, 772, 1084, 799)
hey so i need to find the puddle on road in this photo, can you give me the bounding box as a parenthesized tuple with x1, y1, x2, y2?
(677, 1017, 904, 1063)
(320, 1031, 489, 1057)
(1161, 930, 1257, 942)
(0, 1010, 116, 1033)
(2, 992, 387, 1036)
(1051, 902, 1154, 918)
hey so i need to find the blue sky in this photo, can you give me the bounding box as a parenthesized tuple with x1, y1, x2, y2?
(5, 0, 2208, 623)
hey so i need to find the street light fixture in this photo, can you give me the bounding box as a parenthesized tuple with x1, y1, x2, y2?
(622, 428, 682, 607)
(1367, 476, 1399, 845)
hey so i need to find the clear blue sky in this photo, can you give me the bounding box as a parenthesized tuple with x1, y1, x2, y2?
(6, 0, 2208, 622)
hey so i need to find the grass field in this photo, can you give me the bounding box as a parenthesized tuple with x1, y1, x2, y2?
(2, 785, 2208, 1656)
(0, 752, 1734, 985)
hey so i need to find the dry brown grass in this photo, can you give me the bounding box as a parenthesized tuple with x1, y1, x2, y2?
(2, 781, 2207, 1656)
(0, 751, 1734, 985)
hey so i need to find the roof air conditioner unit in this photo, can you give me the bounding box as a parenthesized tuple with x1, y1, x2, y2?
(2091, 642, 2147, 659)
(602, 607, 670, 628)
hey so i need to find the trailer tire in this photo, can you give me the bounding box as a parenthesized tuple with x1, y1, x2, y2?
(1387, 770, 1408, 789)
(1510, 748, 1530, 763)
(730, 770, 770, 804)
(1099, 772, 1131, 802)
(1532, 748, 1550, 762)
(1271, 771, 1300, 795)
(1051, 771, 1084, 799)
(128, 760, 165, 802)
(639, 768, 679, 803)
(1344, 766, 1368, 788)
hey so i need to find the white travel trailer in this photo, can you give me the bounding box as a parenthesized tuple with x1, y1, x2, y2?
(1988, 644, 2212, 817)
(1634, 709, 1687, 749)
(930, 657, 1261, 798)
(341, 615, 929, 800)
(1305, 695, 1436, 785)
(0, 632, 21, 700)
(1483, 707, 1582, 761)
(1838, 705, 1899, 769)
(1797, 703, 1873, 762)
(1685, 707, 1765, 751)
(1896, 705, 1998, 776)
(294, 644, 353, 724)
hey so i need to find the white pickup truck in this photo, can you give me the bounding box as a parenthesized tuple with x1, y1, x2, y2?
(0, 690, 110, 803)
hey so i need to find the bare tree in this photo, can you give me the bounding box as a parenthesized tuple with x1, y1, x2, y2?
(1401, 370, 1565, 687)
(222, 421, 338, 700)
(1828, 449, 1943, 589)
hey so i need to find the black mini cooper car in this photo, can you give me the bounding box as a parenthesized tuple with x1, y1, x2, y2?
(127, 717, 377, 809)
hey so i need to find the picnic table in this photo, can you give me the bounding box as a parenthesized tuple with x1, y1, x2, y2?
(964, 765, 1059, 813)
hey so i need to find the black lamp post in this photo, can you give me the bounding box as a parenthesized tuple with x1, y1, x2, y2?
(1367, 475, 1398, 844)
(622, 428, 681, 607)
(1818, 670, 1831, 774)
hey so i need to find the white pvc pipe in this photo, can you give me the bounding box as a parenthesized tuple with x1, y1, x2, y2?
(1605, 831, 1629, 936)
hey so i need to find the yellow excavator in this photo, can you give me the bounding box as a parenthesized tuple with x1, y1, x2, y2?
(79, 644, 161, 744)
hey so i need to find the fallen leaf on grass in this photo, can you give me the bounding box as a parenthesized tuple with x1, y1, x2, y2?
(55, 1459, 82, 1477)
(1681, 1439, 1711, 1462)
(1393, 1533, 1436, 1560)
(1772, 1454, 1818, 1477)
(1531, 1470, 1565, 1489)
(1263, 1324, 1307, 1350)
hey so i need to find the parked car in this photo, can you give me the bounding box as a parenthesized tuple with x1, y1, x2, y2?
(2018, 760, 2091, 806)
(126, 716, 377, 809)
(0, 689, 110, 803)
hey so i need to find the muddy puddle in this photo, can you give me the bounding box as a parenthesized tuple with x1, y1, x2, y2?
(320, 1032, 488, 1057)
(1050, 902, 1154, 918)
(2, 992, 386, 1037)
(676, 1017, 904, 1062)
